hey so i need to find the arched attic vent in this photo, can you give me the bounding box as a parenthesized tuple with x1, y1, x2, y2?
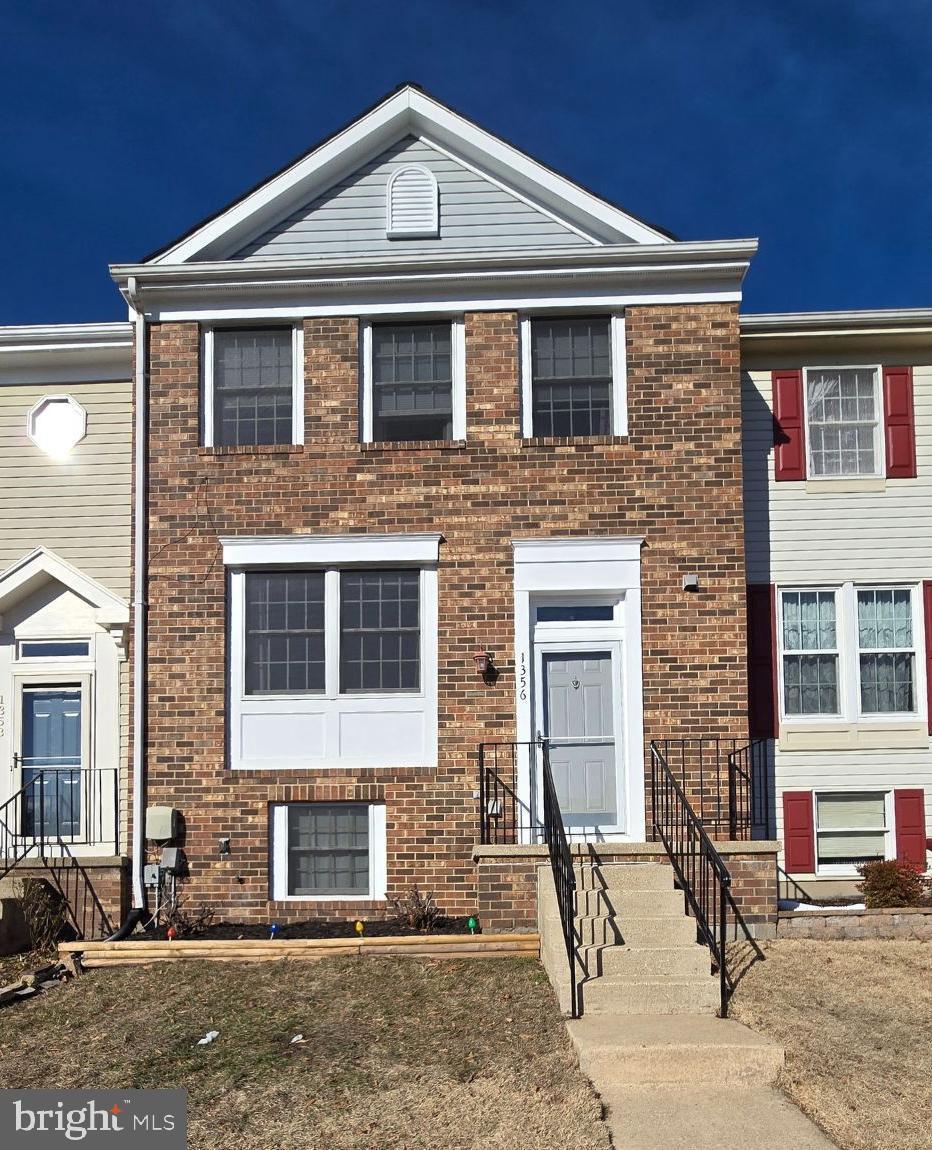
(385, 164, 439, 238)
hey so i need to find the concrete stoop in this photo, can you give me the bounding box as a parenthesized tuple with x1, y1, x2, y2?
(542, 860, 837, 1148)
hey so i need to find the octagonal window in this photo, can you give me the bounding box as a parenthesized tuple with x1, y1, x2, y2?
(27, 395, 87, 459)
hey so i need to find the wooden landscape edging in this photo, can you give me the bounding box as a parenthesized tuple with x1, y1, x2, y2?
(59, 932, 540, 968)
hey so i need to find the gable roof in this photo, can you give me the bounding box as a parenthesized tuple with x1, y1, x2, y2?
(145, 84, 675, 265)
(0, 547, 129, 625)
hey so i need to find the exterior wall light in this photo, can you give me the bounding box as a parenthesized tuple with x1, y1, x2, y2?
(473, 650, 495, 676)
(27, 394, 87, 459)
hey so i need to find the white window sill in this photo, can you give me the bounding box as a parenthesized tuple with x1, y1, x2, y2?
(804, 477, 886, 493)
(272, 894, 386, 903)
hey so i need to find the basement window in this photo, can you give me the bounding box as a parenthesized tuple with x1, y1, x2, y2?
(271, 802, 387, 900)
(815, 791, 889, 873)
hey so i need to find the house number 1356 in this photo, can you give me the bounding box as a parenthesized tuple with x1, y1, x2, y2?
(519, 654, 527, 701)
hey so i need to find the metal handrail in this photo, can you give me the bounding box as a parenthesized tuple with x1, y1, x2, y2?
(650, 740, 763, 1017)
(540, 740, 579, 1018)
(0, 768, 118, 883)
(478, 739, 578, 1017)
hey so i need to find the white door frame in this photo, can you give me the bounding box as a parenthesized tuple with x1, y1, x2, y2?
(533, 633, 625, 836)
(512, 537, 646, 842)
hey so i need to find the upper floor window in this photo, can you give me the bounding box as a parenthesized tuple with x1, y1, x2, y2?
(202, 325, 304, 447)
(778, 583, 922, 721)
(361, 320, 465, 443)
(805, 367, 881, 477)
(521, 315, 627, 438)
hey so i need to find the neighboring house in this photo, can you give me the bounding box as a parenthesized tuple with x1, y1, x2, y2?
(742, 310, 932, 897)
(0, 86, 927, 943)
(0, 323, 133, 936)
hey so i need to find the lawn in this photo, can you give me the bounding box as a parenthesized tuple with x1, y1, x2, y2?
(731, 940, 931, 1150)
(0, 956, 610, 1150)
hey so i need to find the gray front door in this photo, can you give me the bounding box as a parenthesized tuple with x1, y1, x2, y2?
(542, 652, 616, 828)
(20, 688, 82, 838)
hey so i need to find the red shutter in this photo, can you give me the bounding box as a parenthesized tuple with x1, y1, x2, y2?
(894, 789, 926, 867)
(883, 366, 916, 479)
(783, 791, 815, 873)
(773, 370, 806, 481)
(747, 584, 778, 737)
(924, 582, 932, 736)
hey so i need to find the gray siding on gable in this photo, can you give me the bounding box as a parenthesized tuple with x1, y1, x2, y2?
(230, 136, 600, 261)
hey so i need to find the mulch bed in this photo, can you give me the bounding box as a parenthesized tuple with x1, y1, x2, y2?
(128, 917, 475, 941)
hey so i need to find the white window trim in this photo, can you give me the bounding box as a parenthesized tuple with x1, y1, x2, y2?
(777, 582, 926, 726)
(225, 534, 439, 770)
(519, 313, 627, 438)
(802, 364, 884, 481)
(271, 802, 387, 901)
(814, 789, 893, 877)
(201, 323, 304, 447)
(360, 318, 465, 443)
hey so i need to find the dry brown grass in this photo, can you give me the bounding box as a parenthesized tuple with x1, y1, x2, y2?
(0, 956, 610, 1150)
(731, 940, 932, 1150)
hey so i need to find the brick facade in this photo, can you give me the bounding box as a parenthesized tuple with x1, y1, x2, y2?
(142, 303, 749, 921)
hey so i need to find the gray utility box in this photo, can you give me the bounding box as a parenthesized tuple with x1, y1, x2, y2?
(145, 806, 179, 842)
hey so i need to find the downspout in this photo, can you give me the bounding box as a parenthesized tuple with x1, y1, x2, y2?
(127, 275, 148, 913)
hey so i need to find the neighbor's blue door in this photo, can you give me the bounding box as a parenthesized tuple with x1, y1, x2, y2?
(21, 688, 82, 838)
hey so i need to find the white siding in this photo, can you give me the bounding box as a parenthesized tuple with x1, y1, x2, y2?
(231, 136, 594, 261)
(742, 359, 932, 876)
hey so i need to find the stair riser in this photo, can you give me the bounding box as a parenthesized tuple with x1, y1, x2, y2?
(576, 917, 620, 947)
(614, 918, 699, 947)
(581, 981, 720, 1016)
(574, 864, 674, 892)
(590, 947, 710, 978)
(576, 1046, 785, 1088)
(574, 888, 685, 917)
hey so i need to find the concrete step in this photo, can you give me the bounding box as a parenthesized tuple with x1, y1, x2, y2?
(574, 886, 685, 918)
(567, 1015, 785, 1088)
(582, 944, 710, 979)
(574, 863, 674, 892)
(598, 1087, 835, 1149)
(580, 975, 720, 1015)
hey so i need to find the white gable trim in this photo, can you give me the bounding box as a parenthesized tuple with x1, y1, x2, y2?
(150, 87, 672, 264)
(0, 547, 130, 627)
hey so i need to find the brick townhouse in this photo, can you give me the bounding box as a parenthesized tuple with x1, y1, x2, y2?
(1, 87, 928, 981)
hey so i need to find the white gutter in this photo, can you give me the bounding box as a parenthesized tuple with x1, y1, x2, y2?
(741, 307, 932, 335)
(126, 276, 147, 911)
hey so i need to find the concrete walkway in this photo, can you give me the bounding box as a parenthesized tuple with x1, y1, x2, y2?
(567, 1014, 837, 1149)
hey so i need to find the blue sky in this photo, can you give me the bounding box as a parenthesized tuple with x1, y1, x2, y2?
(1, 1, 929, 323)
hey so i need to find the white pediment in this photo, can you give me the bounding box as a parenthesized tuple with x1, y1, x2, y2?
(0, 547, 129, 629)
(146, 85, 673, 265)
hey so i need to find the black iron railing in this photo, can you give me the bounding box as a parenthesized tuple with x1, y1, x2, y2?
(0, 768, 118, 882)
(650, 737, 771, 840)
(540, 740, 579, 1018)
(478, 740, 578, 1017)
(650, 740, 763, 1017)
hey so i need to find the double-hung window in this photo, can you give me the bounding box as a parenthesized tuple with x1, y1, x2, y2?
(521, 315, 626, 438)
(271, 802, 387, 900)
(362, 320, 465, 443)
(857, 588, 915, 714)
(203, 326, 304, 447)
(780, 590, 839, 716)
(805, 367, 881, 477)
(778, 584, 923, 722)
(815, 792, 888, 871)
